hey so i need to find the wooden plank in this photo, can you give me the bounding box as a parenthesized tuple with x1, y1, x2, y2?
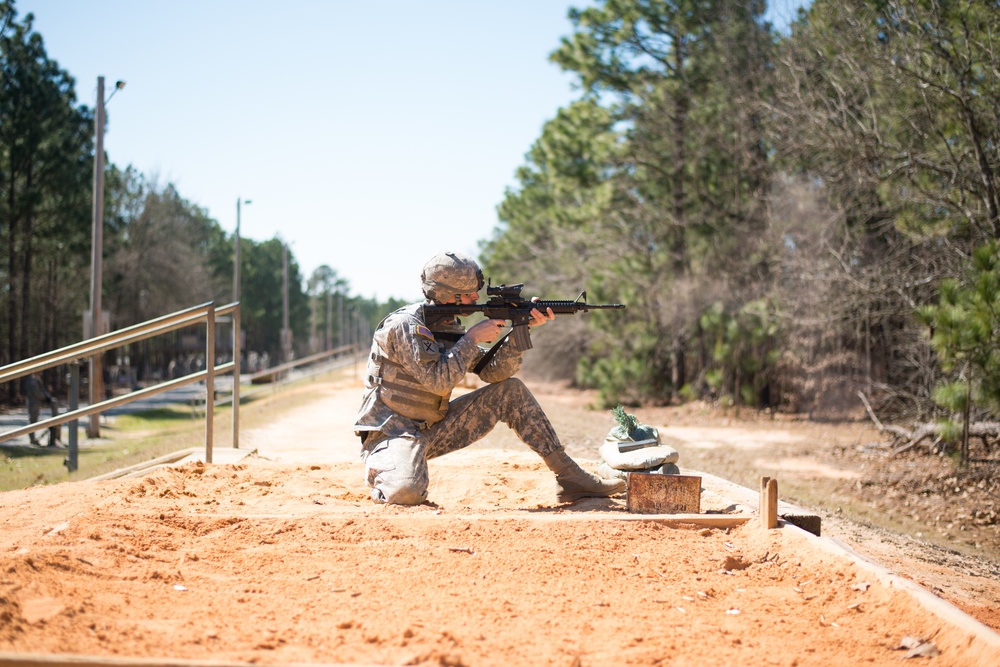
(0, 653, 388, 667)
(627, 473, 701, 514)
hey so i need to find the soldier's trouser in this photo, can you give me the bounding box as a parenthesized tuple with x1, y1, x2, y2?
(28, 403, 41, 443)
(363, 377, 561, 505)
(48, 402, 61, 446)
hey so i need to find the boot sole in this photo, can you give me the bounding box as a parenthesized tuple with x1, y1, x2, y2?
(557, 488, 624, 503)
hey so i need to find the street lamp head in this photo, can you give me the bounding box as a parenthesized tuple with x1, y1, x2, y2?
(104, 79, 127, 105)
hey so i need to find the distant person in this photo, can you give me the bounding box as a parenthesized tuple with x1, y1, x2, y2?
(24, 373, 54, 447)
(354, 250, 625, 505)
(46, 396, 63, 448)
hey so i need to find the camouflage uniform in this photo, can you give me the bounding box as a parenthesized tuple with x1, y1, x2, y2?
(355, 302, 560, 504)
(355, 250, 624, 505)
(24, 374, 52, 446)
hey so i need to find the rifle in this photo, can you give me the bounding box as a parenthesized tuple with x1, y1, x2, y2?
(422, 282, 626, 372)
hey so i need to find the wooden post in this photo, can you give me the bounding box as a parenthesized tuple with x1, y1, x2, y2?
(759, 476, 770, 519)
(232, 305, 241, 450)
(764, 478, 779, 529)
(205, 304, 215, 464)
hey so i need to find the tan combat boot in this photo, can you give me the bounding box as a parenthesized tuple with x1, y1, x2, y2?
(542, 449, 626, 502)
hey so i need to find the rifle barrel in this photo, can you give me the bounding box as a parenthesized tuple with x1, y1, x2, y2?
(422, 301, 626, 318)
(534, 301, 626, 311)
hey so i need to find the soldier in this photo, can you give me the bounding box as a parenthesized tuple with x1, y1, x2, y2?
(24, 373, 54, 447)
(354, 250, 625, 505)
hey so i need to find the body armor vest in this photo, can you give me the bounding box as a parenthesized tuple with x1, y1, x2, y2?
(366, 305, 468, 426)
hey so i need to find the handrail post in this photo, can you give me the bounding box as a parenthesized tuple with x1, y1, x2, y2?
(205, 304, 216, 464)
(233, 304, 241, 449)
(67, 362, 80, 472)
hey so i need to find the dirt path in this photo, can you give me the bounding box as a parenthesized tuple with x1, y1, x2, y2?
(0, 375, 998, 666)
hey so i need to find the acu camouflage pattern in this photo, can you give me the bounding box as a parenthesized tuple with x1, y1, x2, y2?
(354, 302, 561, 504)
(419, 251, 484, 301)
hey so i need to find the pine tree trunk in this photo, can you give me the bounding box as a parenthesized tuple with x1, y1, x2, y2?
(671, 29, 688, 275)
(19, 239, 32, 358)
(671, 338, 685, 399)
(962, 375, 972, 470)
(19, 166, 34, 360)
(5, 172, 18, 402)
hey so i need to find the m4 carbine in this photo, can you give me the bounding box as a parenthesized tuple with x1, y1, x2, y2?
(422, 282, 626, 354)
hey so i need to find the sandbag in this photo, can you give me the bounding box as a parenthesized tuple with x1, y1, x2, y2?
(599, 441, 680, 471)
(602, 405, 681, 473)
(603, 423, 660, 451)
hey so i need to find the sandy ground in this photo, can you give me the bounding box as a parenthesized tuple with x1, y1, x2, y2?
(1, 377, 998, 666)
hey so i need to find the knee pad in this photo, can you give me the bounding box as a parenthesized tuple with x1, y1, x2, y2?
(376, 477, 428, 506)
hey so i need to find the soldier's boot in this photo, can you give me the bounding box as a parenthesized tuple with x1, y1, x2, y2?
(542, 449, 626, 502)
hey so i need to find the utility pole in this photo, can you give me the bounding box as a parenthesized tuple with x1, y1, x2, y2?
(233, 198, 251, 302)
(282, 243, 292, 365)
(338, 291, 344, 348)
(351, 309, 359, 378)
(87, 77, 106, 438)
(309, 279, 317, 354)
(86, 76, 125, 437)
(326, 290, 333, 350)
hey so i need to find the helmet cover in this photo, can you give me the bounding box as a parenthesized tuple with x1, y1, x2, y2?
(421, 251, 484, 301)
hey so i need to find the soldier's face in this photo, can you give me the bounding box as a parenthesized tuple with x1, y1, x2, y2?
(443, 292, 478, 305)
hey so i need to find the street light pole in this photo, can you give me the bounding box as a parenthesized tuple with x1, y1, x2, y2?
(233, 198, 251, 302)
(86, 77, 107, 438)
(282, 243, 291, 365)
(326, 290, 333, 350)
(309, 278, 318, 354)
(86, 76, 125, 438)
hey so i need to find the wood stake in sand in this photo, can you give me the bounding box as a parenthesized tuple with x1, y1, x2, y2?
(758, 476, 770, 519)
(764, 477, 779, 529)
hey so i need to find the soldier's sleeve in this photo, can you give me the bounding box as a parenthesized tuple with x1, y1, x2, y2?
(385, 316, 480, 395)
(476, 338, 524, 383)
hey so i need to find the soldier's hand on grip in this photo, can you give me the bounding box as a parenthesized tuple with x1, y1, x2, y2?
(467, 318, 506, 344)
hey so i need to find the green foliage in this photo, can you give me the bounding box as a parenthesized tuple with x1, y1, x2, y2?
(104, 176, 229, 324)
(611, 404, 639, 435)
(486, 0, 1000, 418)
(239, 239, 305, 356)
(677, 383, 697, 402)
(777, 0, 1000, 241)
(578, 347, 650, 408)
(482, 99, 619, 288)
(932, 381, 969, 413)
(935, 419, 963, 446)
(699, 299, 783, 408)
(920, 241, 1000, 418)
(1, 1, 94, 370)
(487, 0, 779, 407)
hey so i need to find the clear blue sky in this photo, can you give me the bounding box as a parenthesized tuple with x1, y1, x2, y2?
(18, 0, 807, 303)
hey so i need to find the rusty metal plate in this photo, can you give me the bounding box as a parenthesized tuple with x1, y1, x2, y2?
(626, 473, 702, 514)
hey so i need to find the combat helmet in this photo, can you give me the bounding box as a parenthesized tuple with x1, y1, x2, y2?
(421, 251, 484, 302)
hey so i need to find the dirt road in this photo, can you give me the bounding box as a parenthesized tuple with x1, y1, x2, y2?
(1, 375, 998, 666)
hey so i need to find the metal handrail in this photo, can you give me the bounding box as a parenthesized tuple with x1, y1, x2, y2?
(0, 302, 223, 379)
(0, 301, 240, 470)
(0, 364, 234, 441)
(245, 344, 354, 382)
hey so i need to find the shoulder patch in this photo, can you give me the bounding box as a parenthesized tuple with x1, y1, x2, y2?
(414, 325, 435, 340)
